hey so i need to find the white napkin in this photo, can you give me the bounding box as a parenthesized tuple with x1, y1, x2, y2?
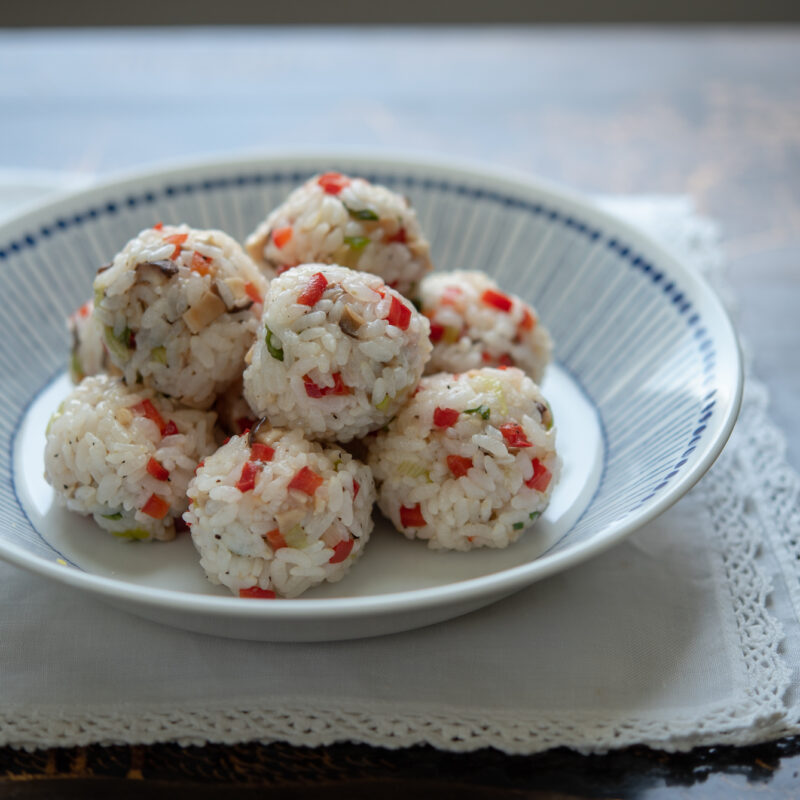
(1, 178, 797, 753)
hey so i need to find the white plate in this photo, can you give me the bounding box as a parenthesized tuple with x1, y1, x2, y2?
(0, 152, 742, 641)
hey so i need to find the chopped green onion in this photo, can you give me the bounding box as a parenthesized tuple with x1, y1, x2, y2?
(265, 325, 284, 361)
(343, 203, 379, 221)
(151, 346, 167, 364)
(102, 512, 124, 520)
(464, 404, 491, 420)
(529, 511, 541, 521)
(103, 325, 133, 362)
(375, 395, 391, 412)
(513, 522, 525, 530)
(112, 528, 149, 540)
(284, 524, 308, 549)
(397, 461, 431, 481)
(344, 235, 370, 251)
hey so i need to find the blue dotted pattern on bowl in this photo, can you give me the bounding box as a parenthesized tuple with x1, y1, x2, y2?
(0, 166, 714, 563)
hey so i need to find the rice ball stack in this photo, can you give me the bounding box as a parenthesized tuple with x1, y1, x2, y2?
(420, 271, 552, 383)
(68, 299, 119, 383)
(368, 367, 559, 550)
(246, 172, 433, 300)
(185, 425, 375, 598)
(243, 263, 432, 443)
(44, 375, 216, 541)
(93, 224, 269, 409)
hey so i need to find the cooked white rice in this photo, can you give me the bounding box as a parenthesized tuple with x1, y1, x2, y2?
(243, 263, 431, 443)
(92, 224, 269, 409)
(44, 374, 217, 541)
(367, 367, 559, 550)
(245, 172, 433, 300)
(67, 299, 119, 383)
(420, 271, 552, 383)
(185, 424, 375, 597)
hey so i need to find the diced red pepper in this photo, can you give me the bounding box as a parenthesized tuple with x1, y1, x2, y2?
(250, 443, 275, 463)
(499, 423, 532, 448)
(440, 286, 463, 306)
(303, 376, 325, 399)
(190, 251, 212, 276)
(430, 323, 444, 343)
(164, 232, 188, 260)
(142, 493, 170, 519)
(330, 372, 351, 395)
(525, 459, 552, 492)
(297, 272, 328, 306)
(433, 407, 460, 428)
(520, 308, 536, 332)
(400, 504, 426, 527)
(352, 479, 360, 500)
(498, 353, 514, 367)
(303, 373, 350, 398)
(244, 282, 262, 304)
(386, 295, 411, 330)
(153, 222, 163, 231)
(446, 454, 473, 478)
(131, 399, 166, 434)
(239, 586, 276, 599)
(78, 301, 92, 319)
(317, 172, 350, 195)
(272, 226, 293, 249)
(236, 416, 256, 434)
(386, 227, 407, 244)
(264, 528, 287, 550)
(481, 288, 513, 312)
(482, 351, 492, 363)
(146, 457, 170, 481)
(329, 537, 354, 564)
(236, 461, 261, 493)
(288, 466, 323, 496)
(161, 419, 179, 437)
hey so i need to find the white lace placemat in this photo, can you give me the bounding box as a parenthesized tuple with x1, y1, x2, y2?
(0, 183, 798, 753)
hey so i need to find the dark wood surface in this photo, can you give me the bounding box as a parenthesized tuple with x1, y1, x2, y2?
(1, 27, 799, 797)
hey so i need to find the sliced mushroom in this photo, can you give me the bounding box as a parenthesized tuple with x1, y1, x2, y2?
(339, 305, 365, 338)
(136, 260, 179, 278)
(181, 290, 226, 333)
(248, 417, 279, 446)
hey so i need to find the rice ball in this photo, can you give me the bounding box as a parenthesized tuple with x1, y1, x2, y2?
(246, 172, 433, 301)
(44, 374, 216, 541)
(243, 263, 432, 443)
(368, 367, 559, 550)
(420, 271, 552, 383)
(185, 424, 375, 598)
(92, 224, 269, 409)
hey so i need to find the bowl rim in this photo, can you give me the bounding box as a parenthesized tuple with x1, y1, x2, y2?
(0, 148, 743, 620)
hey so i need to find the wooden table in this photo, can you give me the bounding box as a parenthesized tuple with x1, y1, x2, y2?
(1, 27, 798, 797)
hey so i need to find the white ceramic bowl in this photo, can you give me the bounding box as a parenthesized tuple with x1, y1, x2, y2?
(0, 153, 742, 641)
